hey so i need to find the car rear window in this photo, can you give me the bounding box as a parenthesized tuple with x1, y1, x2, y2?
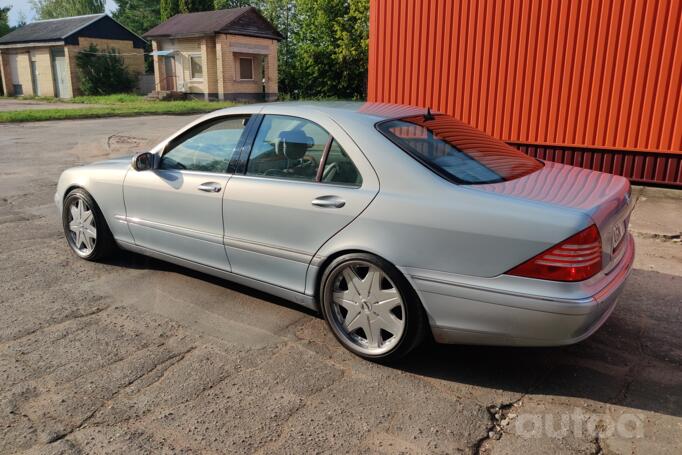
(377, 114, 543, 184)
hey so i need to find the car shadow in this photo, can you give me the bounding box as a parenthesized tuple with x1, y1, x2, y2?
(392, 267, 682, 418)
(101, 249, 319, 318)
(102, 251, 682, 418)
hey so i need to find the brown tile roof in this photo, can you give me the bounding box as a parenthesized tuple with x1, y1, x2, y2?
(143, 7, 283, 41)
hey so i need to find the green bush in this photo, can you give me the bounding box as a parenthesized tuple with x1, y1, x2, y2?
(75, 43, 136, 95)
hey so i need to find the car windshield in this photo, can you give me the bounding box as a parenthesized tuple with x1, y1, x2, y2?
(378, 114, 543, 184)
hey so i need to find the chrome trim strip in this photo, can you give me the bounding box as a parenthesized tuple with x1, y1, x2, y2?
(310, 254, 326, 267)
(116, 216, 327, 266)
(224, 235, 313, 264)
(116, 215, 223, 245)
(116, 240, 318, 311)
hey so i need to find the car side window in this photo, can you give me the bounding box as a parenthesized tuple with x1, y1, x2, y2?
(246, 115, 328, 181)
(321, 139, 363, 186)
(160, 116, 249, 173)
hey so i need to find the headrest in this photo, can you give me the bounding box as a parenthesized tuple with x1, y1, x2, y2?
(277, 129, 312, 160)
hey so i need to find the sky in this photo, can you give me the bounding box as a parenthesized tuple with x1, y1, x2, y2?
(2, 0, 119, 26)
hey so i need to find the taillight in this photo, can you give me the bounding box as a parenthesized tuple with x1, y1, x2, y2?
(507, 225, 602, 282)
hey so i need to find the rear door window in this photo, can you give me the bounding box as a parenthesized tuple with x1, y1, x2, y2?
(246, 115, 328, 181)
(378, 114, 543, 184)
(320, 139, 362, 186)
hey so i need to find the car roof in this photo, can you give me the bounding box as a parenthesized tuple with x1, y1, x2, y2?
(212, 101, 434, 123)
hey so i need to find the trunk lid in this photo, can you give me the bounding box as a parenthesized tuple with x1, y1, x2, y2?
(472, 161, 633, 271)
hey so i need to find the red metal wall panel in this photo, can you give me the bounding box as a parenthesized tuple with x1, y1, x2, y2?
(367, 0, 682, 186)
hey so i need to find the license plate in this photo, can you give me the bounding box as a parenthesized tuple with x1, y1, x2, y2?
(612, 220, 627, 251)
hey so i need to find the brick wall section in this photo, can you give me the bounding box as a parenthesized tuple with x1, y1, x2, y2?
(201, 36, 218, 99)
(1, 47, 58, 97)
(77, 37, 144, 74)
(13, 51, 32, 95)
(1, 38, 143, 98)
(77, 37, 144, 96)
(171, 37, 203, 94)
(30, 48, 55, 97)
(152, 41, 166, 91)
(215, 36, 225, 100)
(220, 34, 278, 99)
(151, 34, 278, 100)
(64, 45, 78, 97)
(67, 38, 144, 97)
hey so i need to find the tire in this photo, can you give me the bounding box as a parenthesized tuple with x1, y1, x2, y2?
(319, 253, 428, 362)
(62, 188, 116, 261)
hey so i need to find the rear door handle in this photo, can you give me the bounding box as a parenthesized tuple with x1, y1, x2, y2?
(312, 195, 346, 208)
(197, 182, 222, 193)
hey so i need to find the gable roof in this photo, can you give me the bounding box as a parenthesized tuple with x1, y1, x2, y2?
(0, 14, 147, 48)
(143, 7, 283, 41)
(0, 14, 103, 44)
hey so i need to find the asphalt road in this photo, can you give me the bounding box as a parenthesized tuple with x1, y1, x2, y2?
(1, 115, 681, 454)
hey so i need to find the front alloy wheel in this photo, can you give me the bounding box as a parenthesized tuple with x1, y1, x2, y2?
(62, 188, 115, 261)
(320, 253, 427, 361)
(67, 197, 97, 256)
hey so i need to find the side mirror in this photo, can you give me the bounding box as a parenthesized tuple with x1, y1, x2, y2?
(131, 152, 154, 171)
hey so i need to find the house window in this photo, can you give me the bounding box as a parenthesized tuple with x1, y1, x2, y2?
(190, 55, 203, 80)
(238, 57, 253, 80)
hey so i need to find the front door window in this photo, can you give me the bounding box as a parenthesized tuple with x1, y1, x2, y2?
(160, 116, 250, 173)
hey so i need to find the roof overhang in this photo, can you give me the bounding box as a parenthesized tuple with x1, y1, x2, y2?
(149, 50, 176, 56)
(230, 42, 270, 55)
(0, 41, 64, 49)
(144, 33, 210, 40)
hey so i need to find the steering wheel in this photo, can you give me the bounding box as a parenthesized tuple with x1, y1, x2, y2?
(300, 154, 317, 168)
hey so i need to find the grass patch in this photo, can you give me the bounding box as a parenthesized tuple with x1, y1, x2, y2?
(0, 94, 238, 123)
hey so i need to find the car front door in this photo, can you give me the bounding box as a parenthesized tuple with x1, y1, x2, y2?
(123, 115, 252, 270)
(223, 114, 379, 294)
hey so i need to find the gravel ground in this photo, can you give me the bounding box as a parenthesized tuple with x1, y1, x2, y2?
(1, 115, 681, 454)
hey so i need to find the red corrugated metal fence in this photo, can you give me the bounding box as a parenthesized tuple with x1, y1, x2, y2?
(367, 0, 682, 186)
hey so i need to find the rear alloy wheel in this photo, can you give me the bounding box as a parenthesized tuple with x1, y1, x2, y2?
(62, 189, 115, 261)
(320, 253, 427, 362)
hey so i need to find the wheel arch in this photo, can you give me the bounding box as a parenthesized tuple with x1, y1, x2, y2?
(61, 185, 117, 237)
(312, 248, 427, 316)
(63, 184, 86, 205)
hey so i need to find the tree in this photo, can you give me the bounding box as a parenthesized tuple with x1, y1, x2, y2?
(31, 0, 105, 20)
(76, 43, 137, 95)
(160, 0, 179, 20)
(282, 0, 368, 99)
(331, 0, 369, 98)
(0, 7, 11, 37)
(114, 0, 160, 37)
(179, 0, 213, 14)
(156, 0, 371, 99)
(213, 0, 252, 9)
(254, 0, 296, 94)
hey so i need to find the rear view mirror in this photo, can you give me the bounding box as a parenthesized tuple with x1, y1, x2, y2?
(131, 152, 154, 171)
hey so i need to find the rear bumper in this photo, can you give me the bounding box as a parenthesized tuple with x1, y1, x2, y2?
(408, 234, 635, 347)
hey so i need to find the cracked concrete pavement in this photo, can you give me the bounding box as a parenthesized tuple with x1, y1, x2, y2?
(1, 115, 681, 454)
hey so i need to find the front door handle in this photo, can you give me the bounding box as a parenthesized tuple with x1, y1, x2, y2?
(197, 182, 222, 193)
(312, 195, 346, 208)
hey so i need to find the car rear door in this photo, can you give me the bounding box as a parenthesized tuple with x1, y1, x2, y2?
(223, 114, 379, 294)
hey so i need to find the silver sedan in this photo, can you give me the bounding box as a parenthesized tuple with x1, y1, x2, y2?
(55, 102, 635, 361)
